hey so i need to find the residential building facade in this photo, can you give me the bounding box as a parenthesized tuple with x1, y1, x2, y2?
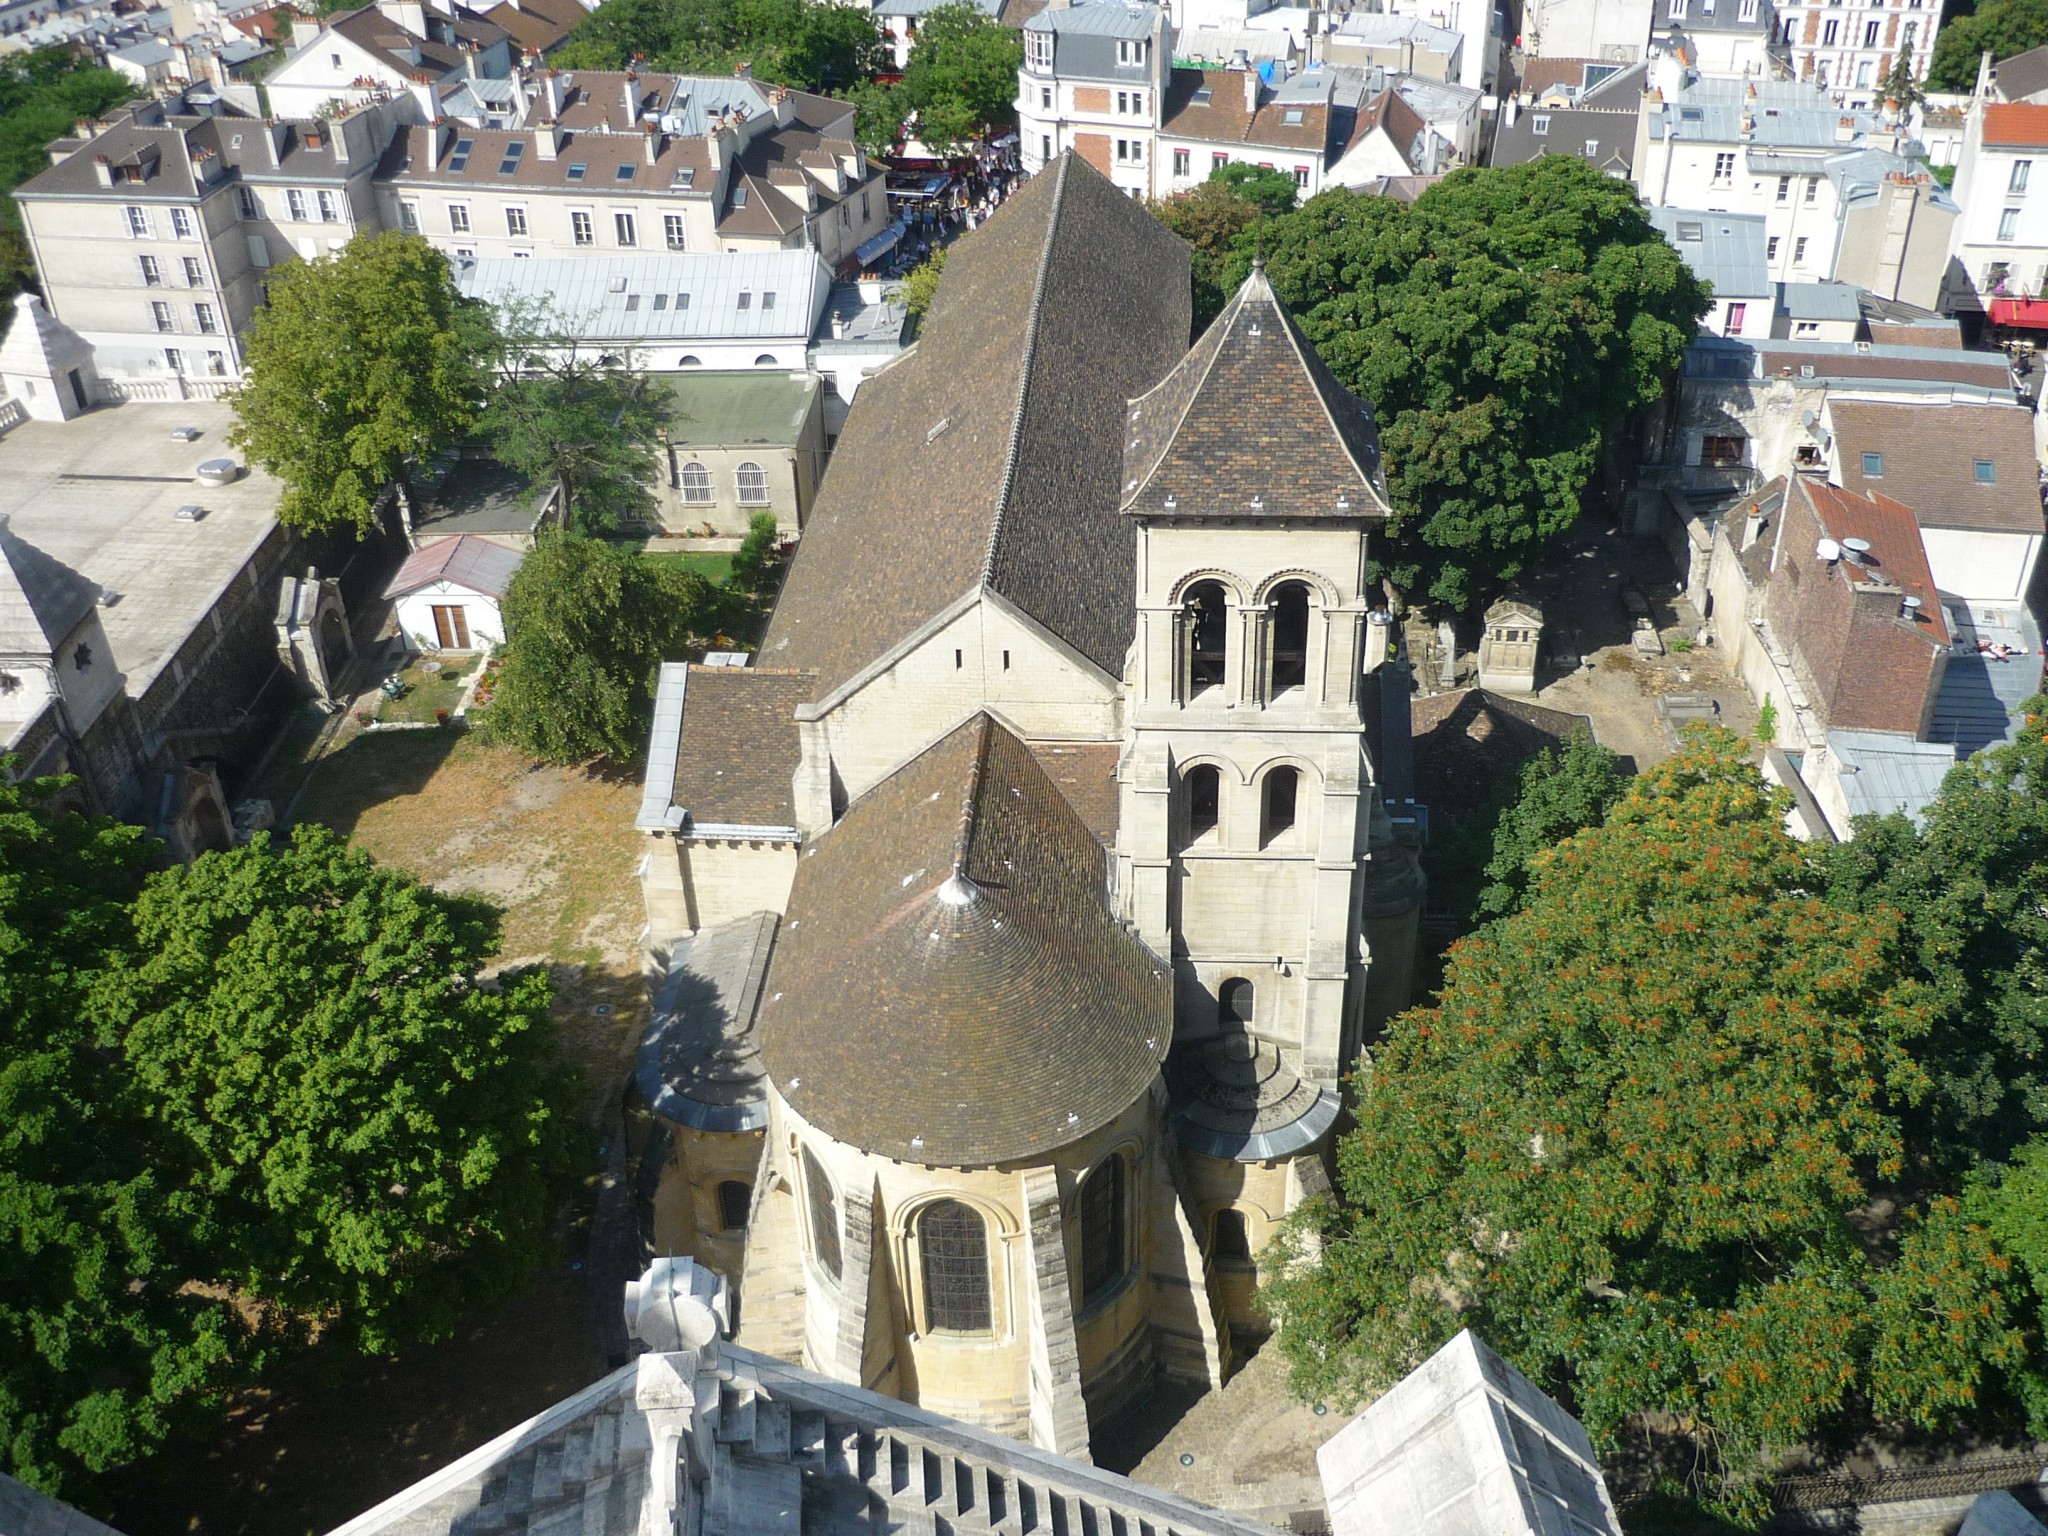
(1777, 0, 1937, 102)
(263, 0, 516, 125)
(1016, 0, 1174, 194)
(1944, 99, 2048, 317)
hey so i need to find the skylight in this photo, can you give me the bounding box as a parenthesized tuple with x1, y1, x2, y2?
(566, 162, 587, 181)
(1862, 451, 1883, 477)
(497, 140, 524, 175)
(616, 163, 637, 181)
(447, 136, 475, 171)
(733, 183, 749, 207)
(1676, 220, 1704, 240)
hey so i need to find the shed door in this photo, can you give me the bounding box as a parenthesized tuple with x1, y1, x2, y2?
(431, 604, 470, 650)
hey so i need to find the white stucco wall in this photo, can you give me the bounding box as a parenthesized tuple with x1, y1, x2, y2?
(395, 580, 506, 651)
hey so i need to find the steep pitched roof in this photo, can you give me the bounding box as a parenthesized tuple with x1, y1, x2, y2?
(1121, 262, 1389, 520)
(0, 516, 98, 656)
(759, 713, 1170, 1166)
(758, 151, 1191, 697)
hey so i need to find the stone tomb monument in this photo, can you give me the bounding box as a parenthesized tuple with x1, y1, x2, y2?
(1477, 598, 1544, 694)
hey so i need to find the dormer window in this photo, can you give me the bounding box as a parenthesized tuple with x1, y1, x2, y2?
(1532, 113, 1550, 135)
(1027, 30, 1053, 68)
(1117, 37, 1148, 64)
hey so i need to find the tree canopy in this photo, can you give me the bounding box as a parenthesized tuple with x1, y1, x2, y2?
(1474, 731, 1629, 919)
(858, 3, 1021, 153)
(486, 532, 715, 762)
(552, 0, 882, 90)
(1243, 157, 1708, 609)
(1927, 0, 2048, 91)
(0, 791, 579, 1498)
(1265, 732, 2019, 1512)
(1821, 699, 2048, 1173)
(1150, 165, 1296, 333)
(111, 825, 580, 1356)
(230, 232, 492, 533)
(483, 318, 671, 535)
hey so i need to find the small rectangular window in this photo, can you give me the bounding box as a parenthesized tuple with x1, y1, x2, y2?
(139, 254, 162, 285)
(737, 291, 752, 310)
(1806, 174, 1820, 203)
(182, 256, 203, 285)
(235, 187, 259, 220)
(286, 189, 307, 221)
(664, 213, 686, 250)
(954, 648, 963, 668)
(572, 211, 593, 245)
(1532, 113, 1550, 135)
(194, 303, 218, 334)
(762, 290, 775, 311)
(1794, 235, 1809, 263)
(1976, 459, 1998, 484)
(170, 207, 194, 238)
(566, 162, 587, 181)
(1767, 234, 1781, 260)
(447, 137, 474, 172)
(449, 203, 470, 233)
(2014, 160, 2033, 194)
(1862, 451, 1883, 477)
(1173, 147, 1189, 175)
(1777, 174, 1791, 202)
(151, 300, 173, 332)
(652, 293, 668, 310)
(125, 205, 150, 238)
(2001, 207, 2022, 242)
(498, 141, 525, 175)
(505, 206, 527, 236)
(317, 189, 338, 222)
(616, 163, 637, 182)
(399, 200, 418, 233)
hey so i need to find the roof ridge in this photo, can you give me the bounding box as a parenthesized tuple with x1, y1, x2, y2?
(948, 712, 995, 879)
(1258, 268, 1391, 513)
(981, 151, 1070, 587)
(1122, 280, 1244, 510)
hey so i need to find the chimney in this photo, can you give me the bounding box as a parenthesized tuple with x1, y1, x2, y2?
(623, 75, 639, 129)
(91, 153, 112, 186)
(1741, 504, 1766, 550)
(542, 67, 564, 119)
(1834, 113, 1856, 143)
(333, 116, 352, 166)
(644, 121, 659, 163)
(1243, 64, 1260, 112)
(735, 59, 752, 78)
(1978, 47, 1996, 101)
(535, 118, 559, 159)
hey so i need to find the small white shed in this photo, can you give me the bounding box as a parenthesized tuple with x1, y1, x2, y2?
(383, 535, 524, 653)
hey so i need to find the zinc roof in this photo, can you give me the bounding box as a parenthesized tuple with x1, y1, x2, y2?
(1650, 207, 1770, 300)
(1024, 0, 1161, 39)
(650, 372, 818, 448)
(457, 251, 831, 342)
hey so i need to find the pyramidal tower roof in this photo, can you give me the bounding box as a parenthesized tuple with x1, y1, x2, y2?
(0, 293, 93, 379)
(0, 516, 99, 656)
(1120, 262, 1392, 521)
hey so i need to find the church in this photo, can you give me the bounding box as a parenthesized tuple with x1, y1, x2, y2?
(630, 150, 1425, 1459)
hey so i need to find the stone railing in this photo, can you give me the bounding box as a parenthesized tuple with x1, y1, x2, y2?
(91, 375, 237, 405)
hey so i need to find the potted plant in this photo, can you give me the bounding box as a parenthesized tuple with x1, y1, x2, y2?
(435, 708, 451, 725)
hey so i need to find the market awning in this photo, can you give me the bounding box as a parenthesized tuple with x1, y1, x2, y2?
(856, 217, 909, 268)
(1989, 296, 2048, 329)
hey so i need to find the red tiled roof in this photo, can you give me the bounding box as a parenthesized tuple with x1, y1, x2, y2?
(383, 533, 525, 599)
(1802, 481, 1950, 644)
(1984, 102, 2048, 147)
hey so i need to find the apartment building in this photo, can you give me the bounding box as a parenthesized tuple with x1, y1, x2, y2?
(1647, 0, 1781, 76)
(13, 96, 401, 382)
(1632, 73, 1950, 299)
(377, 71, 889, 273)
(1016, 0, 1173, 193)
(1777, 0, 1937, 102)
(1944, 100, 2048, 317)
(264, 0, 516, 125)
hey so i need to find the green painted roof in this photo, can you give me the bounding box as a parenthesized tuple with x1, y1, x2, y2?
(649, 371, 817, 447)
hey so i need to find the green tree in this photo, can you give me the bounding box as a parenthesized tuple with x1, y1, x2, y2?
(483, 319, 671, 535)
(849, 77, 907, 156)
(1881, 42, 1925, 109)
(1927, 0, 2048, 91)
(110, 825, 580, 1355)
(900, 246, 947, 318)
(895, 2, 1021, 151)
(229, 232, 492, 533)
(1211, 160, 1299, 218)
(729, 510, 784, 597)
(1474, 731, 1628, 919)
(1265, 732, 1983, 1512)
(1150, 167, 1283, 333)
(1822, 699, 2048, 1171)
(0, 775, 241, 1495)
(1244, 157, 1708, 608)
(487, 532, 714, 762)
(0, 53, 133, 312)
(551, 0, 880, 89)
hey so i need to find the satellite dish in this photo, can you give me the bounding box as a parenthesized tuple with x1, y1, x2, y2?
(1816, 538, 1842, 563)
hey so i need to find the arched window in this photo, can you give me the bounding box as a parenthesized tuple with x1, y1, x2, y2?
(1078, 1155, 1127, 1305)
(1218, 977, 1254, 1028)
(680, 462, 713, 505)
(1184, 763, 1220, 841)
(1267, 582, 1310, 696)
(1261, 767, 1299, 847)
(1210, 1208, 1252, 1266)
(802, 1147, 841, 1281)
(919, 1200, 991, 1332)
(677, 354, 702, 367)
(1183, 581, 1228, 699)
(736, 461, 769, 505)
(754, 353, 778, 366)
(718, 1179, 751, 1232)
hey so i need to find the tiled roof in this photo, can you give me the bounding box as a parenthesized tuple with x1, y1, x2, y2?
(671, 665, 814, 832)
(1026, 739, 1122, 845)
(1121, 262, 1389, 521)
(1160, 66, 1332, 154)
(1800, 480, 1950, 642)
(758, 152, 1191, 698)
(759, 713, 1171, 1166)
(1410, 688, 1593, 812)
(1984, 101, 2048, 147)
(1828, 401, 2043, 533)
(382, 533, 525, 599)
(483, 0, 584, 53)
(1515, 56, 1602, 99)
(329, 2, 508, 78)
(1996, 43, 2048, 103)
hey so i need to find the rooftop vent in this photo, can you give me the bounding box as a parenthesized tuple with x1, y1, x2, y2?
(1901, 594, 1924, 619)
(170, 425, 201, 442)
(1841, 535, 1872, 565)
(173, 504, 206, 522)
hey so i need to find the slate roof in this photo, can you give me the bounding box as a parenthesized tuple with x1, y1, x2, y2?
(1161, 66, 1335, 155)
(1121, 262, 1389, 521)
(1410, 689, 1593, 812)
(383, 533, 525, 599)
(636, 910, 777, 1133)
(482, 0, 584, 53)
(1492, 77, 1641, 174)
(1995, 43, 2048, 103)
(759, 713, 1171, 1166)
(327, 1, 508, 78)
(1826, 727, 1957, 826)
(758, 152, 1191, 699)
(1828, 402, 2043, 533)
(0, 516, 99, 655)
(671, 665, 814, 833)
(1026, 739, 1122, 846)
